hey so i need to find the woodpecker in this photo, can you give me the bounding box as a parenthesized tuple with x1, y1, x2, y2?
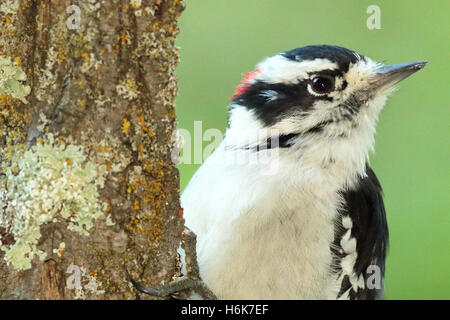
(180, 45, 427, 300)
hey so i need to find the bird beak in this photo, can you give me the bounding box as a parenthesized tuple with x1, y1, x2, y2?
(370, 61, 428, 91)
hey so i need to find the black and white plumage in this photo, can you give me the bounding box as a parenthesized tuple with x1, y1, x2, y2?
(181, 45, 426, 299)
(332, 166, 388, 300)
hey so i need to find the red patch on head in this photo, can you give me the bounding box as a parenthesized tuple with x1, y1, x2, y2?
(232, 69, 261, 99)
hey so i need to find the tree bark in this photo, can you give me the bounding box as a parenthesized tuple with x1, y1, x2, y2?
(0, 0, 185, 299)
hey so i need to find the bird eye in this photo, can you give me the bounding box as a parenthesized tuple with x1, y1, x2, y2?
(311, 76, 335, 95)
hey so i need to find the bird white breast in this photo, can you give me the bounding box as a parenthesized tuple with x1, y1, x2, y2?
(181, 141, 366, 299)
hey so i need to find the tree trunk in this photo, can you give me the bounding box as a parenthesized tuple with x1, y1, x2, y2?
(0, 0, 185, 299)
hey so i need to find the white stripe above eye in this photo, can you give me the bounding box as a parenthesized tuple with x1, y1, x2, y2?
(256, 55, 338, 85)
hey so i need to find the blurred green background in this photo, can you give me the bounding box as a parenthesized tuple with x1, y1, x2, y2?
(175, 0, 449, 299)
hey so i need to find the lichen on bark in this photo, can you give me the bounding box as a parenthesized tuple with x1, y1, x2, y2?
(1, 130, 107, 271)
(0, 0, 185, 299)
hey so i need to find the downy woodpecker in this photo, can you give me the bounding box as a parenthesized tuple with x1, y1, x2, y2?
(181, 45, 426, 299)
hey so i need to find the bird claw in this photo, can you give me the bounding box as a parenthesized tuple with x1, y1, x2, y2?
(131, 227, 217, 300)
(132, 276, 216, 300)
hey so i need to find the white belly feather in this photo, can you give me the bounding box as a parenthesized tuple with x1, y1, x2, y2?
(181, 143, 352, 299)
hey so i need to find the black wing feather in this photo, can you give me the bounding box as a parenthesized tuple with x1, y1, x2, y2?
(332, 165, 389, 300)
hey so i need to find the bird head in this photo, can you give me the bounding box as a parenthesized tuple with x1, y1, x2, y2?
(228, 45, 426, 156)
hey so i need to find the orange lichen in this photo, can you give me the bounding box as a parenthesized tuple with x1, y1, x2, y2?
(122, 118, 131, 134)
(0, 93, 8, 104)
(126, 78, 137, 91)
(168, 24, 179, 35)
(129, 181, 139, 194)
(138, 115, 152, 135)
(130, 1, 141, 9)
(151, 22, 160, 31)
(57, 47, 67, 63)
(0, 95, 30, 163)
(117, 34, 129, 46)
(133, 200, 140, 211)
(124, 155, 174, 256)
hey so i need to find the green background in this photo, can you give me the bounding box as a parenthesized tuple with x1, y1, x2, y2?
(175, 0, 449, 299)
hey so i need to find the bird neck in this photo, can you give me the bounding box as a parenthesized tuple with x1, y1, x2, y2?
(225, 106, 379, 189)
